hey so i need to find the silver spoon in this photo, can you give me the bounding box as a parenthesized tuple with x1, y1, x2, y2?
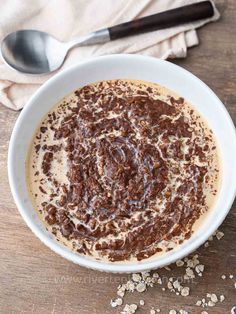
(1, 1, 213, 75)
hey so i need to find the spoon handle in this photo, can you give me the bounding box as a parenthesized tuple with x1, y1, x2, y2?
(108, 0, 214, 40)
(71, 0, 214, 47)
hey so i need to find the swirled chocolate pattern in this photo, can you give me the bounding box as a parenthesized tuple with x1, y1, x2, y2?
(27, 80, 220, 262)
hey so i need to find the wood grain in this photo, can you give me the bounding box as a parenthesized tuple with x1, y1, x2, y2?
(0, 1, 235, 313)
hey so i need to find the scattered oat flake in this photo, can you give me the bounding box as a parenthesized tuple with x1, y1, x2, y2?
(117, 298, 123, 306)
(111, 297, 123, 308)
(196, 264, 204, 273)
(208, 300, 215, 307)
(121, 304, 138, 314)
(141, 271, 150, 280)
(220, 295, 225, 302)
(186, 267, 195, 278)
(132, 273, 141, 282)
(167, 281, 173, 290)
(136, 282, 146, 293)
(139, 300, 145, 306)
(210, 294, 218, 303)
(157, 278, 162, 285)
(215, 230, 224, 240)
(117, 290, 125, 298)
(164, 266, 171, 271)
(208, 235, 213, 241)
(111, 300, 118, 308)
(187, 259, 194, 268)
(150, 309, 156, 314)
(176, 259, 184, 267)
(173, 280, 181, 290)
(126, 280, 135, 292)
(130, 304, 138, 312)
(181, 287, 190, 297)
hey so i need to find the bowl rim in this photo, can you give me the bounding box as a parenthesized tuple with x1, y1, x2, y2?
(8, 54, 236, 273)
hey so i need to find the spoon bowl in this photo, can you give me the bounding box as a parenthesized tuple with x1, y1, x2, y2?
(1, 30, 68, 74)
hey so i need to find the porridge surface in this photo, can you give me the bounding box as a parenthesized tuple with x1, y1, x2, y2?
(27, 80, 220, 262)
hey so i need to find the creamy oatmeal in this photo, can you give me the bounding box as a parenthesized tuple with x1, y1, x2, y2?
(27, 80, 220, 262)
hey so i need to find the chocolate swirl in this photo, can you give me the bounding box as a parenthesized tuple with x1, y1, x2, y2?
(29, 80, 219, 261)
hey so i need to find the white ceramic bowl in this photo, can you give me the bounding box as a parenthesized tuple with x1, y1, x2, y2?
(8, 54, 236, 273)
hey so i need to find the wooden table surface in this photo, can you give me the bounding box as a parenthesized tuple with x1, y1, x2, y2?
(0, 1, 235, 313)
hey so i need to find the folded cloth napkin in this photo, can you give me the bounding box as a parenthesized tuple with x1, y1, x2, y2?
(0, 0, 219, 110)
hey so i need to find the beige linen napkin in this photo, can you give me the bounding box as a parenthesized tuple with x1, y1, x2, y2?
(0, 0, 219, 110)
